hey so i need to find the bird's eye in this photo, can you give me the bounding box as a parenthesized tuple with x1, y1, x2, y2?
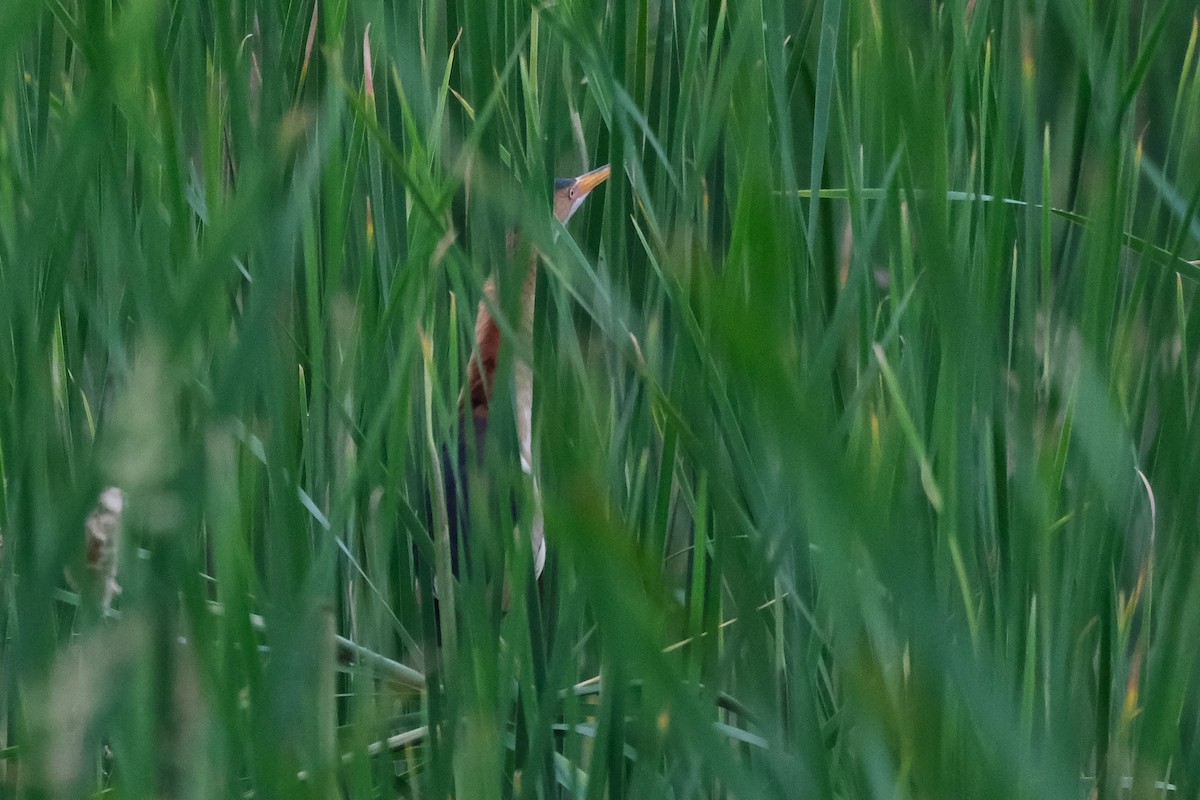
(568, 187, 576, 199)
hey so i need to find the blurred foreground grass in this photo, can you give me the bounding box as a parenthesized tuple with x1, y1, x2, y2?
(3, 0, 1200, 797)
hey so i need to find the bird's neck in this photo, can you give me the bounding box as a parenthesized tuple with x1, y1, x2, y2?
(465, 253, 539, 419)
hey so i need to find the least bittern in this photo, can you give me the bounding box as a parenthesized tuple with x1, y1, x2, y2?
(444, 164, 611, 585)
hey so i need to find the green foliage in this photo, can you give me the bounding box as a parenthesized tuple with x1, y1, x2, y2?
(2, 0, 1199, 797)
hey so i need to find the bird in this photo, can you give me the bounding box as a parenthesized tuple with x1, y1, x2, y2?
(444, 163, 612, 590)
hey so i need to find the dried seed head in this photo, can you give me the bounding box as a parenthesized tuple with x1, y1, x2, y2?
(67, 487, 125, 611)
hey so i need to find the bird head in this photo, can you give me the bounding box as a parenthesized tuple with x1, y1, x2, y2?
(552, 164, 611, 223)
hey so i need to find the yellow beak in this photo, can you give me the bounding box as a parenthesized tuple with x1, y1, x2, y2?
(573, 163, 612, 195)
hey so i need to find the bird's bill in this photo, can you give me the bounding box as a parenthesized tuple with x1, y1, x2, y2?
(573, 163, 612, 196)
(557, 163, 612, 222)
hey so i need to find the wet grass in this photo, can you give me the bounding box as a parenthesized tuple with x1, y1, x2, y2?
(2, 0, 1200, 797)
